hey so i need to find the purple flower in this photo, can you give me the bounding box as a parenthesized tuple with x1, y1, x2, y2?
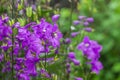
(91, 61, 103, 74)
(73, 20, 80, 25)
(52, 14, 60, 23)
(32, 5, 36, 10)
(71, 32, 80, 37)
(72, 59, 80, 66)
(0, 24, 12, 41)
(15, 58, 39, 79)
(77, 36, 103, 74)
(77, 36, 102, 61)
(66, 63, 70, 68)
(18, 73, 30, 80)
(64, 38, 71, 44)
(86, 17, 94, 23)
(68, 52, 76, 59)
(24, 58, 38, 76)
(67, 67, 71, 73)
(32, 19, 62, 48)
(78, 16, 86, 20)
(83, 22, 89, 26)
(83, 27, 93, 32)
(14, 22, 20, 28)
(50, 24, 62, 48)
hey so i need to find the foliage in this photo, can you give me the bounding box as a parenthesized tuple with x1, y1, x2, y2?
(0, 0, 120, 80)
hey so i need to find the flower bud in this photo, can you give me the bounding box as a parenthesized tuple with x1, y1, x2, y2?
(78, 16, 86, 20)
(68, 52, 76, 59)
(71, 32, 79, 37)
(84, 27, 92, 32)
(72, 59, 80, 66)
(52, 14, 60, 23)
(86, 17, 94, 23)
(73, 20, 80, 25)
(65, 38, 71, 44)
(83, 22, 89, 26)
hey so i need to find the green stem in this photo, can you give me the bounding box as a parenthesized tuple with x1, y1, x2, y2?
(11, 0, 15, 80)
(69, 0, 74, 36)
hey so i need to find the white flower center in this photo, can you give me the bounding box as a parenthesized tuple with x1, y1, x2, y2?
(85, 43, 89, 47)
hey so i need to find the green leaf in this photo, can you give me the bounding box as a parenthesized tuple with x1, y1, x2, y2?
(26, 7, 32, 17)
(112, 63, 120, 72)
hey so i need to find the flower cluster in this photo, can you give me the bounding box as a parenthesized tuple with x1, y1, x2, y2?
(73, 16, 94, 33)
(66, 52, 80, 74)
(77, 36, 103, 74)
(0, 15, 62, 80)
(0, 14, 103, 80)
(73, 16, 94, 26)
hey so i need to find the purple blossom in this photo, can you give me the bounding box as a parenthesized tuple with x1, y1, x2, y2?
(64, 38, 71, 44)
(52, 14, 60, 23)
(32, 5, 36, 10)
(32, 19, 62, 48)
(86, 17, 94, 23)
(71, 32, 80, 37)
(0, 24, 12, 41)
(66, 63, 70, 68)
(68, 52, 76, 59)
(83, 21, 89, 26)
(91, 61, 103, 74)
(83, 27, 93, 32)
(77, 36, 102, 61)
(50, 24, 62, 48)
(73, 20, 80, 25)
(77, 36, 103, 74)
(17, 73, 30, 80)
(78, 16, 86, 20)
(72, 59, 80, 66)
(15, 58, 39, 79)
(67, 67, 71, 73)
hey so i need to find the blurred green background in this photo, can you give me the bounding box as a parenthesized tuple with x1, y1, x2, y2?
(0, 0, 120, 80)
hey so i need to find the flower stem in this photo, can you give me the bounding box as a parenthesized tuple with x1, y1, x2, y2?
(11, 0, 15, 79)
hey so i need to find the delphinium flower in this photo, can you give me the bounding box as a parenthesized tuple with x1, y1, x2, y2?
(0, 17, 12, 41)
(77, 36, 103, 74)
(71, 32, 80, 38)
(68, 52, 80, 66)
(90, 60, 103, 74)
(32, 18, 62, 49)
(0, 16, 13, 78)
(73, 16, 94, 26)
(12, 15, 62, 80)
(14, 57, 39, 79)
(52, 14, 60, 23)
(66, 63, 71, 73)
(83, 27, 93, 32)
(73, 20, 80, 26)
(64, 38, 71, 44)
